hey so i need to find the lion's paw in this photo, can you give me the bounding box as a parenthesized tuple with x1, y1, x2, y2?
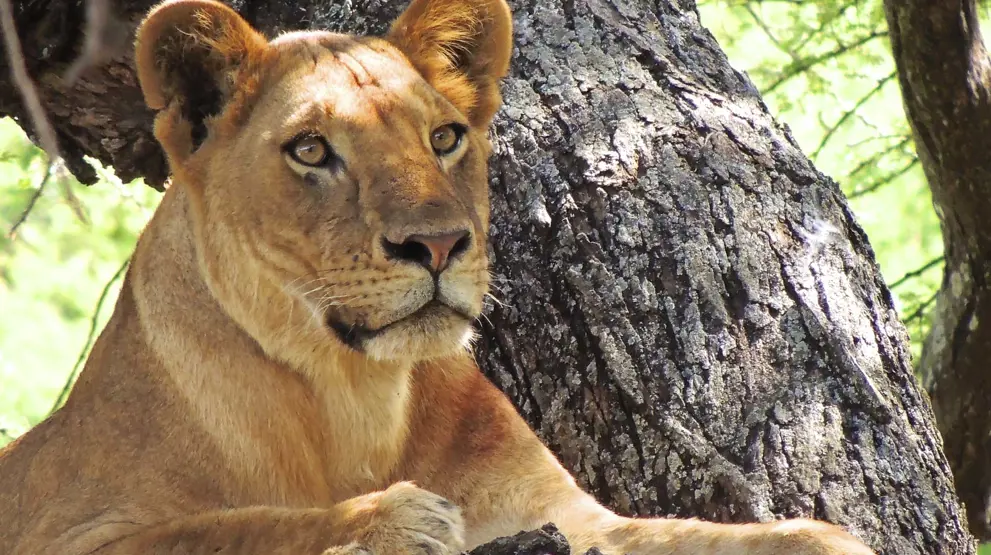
(348, 482, 465, 555)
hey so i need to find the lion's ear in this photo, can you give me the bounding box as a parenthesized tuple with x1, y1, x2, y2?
(135, 0, 267, 156)
(387, 0, 513, 127)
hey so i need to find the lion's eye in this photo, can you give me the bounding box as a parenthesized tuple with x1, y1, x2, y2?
(431, 124, 466, 156)
(287, 135, 332, 167)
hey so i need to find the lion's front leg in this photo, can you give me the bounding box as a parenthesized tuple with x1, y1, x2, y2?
(468, 471, 876, 555)
(579, 514, 875, 555)
(90, 483, 463, 555)
(405, 365, 874, 555)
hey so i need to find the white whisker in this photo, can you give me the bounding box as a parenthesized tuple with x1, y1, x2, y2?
(487, 282, 510, 295)
(484, 292, 507, 308)
(476, 310, 495, 329)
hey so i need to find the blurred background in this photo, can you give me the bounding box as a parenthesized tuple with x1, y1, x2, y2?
(0, 0, 969, 540)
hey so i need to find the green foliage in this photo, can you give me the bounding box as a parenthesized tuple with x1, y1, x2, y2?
(698, 0, 946, 360)
(0, 118, 160, 446)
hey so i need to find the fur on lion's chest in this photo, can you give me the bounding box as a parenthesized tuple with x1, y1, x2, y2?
(164, 348, 413, 506)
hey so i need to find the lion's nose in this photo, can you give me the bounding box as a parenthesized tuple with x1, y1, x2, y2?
(382, 230, 471, 274)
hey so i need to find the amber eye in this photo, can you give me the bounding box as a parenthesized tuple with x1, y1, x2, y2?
(286, 135, 332, 167)
(431, 124, 466, 156)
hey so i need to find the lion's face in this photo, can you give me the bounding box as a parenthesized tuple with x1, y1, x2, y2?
(207, 36, 492, 360)
(135, 0, 512, 362)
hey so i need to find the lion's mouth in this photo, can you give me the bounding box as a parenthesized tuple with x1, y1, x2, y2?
(326, 300, 472, 351)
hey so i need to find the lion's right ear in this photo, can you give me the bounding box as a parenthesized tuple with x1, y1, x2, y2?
(387, 0, 512, 128)
(135, 0, 267, 160)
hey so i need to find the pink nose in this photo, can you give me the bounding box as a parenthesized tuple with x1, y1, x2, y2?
(383, 231, 471, 273)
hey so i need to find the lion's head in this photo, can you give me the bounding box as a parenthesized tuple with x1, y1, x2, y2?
(134, 0, 512, 363)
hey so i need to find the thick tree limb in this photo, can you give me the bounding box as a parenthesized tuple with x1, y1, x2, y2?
(884, 0, 991, 539)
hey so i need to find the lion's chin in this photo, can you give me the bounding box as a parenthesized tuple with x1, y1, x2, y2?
(328, 302, 476, 362)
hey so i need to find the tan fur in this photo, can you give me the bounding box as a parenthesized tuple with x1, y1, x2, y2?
(0, 1, 874, 554)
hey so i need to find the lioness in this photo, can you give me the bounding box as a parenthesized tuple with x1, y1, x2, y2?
(0, 1, 875, 553)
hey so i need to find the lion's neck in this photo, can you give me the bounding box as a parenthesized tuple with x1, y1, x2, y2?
(123, 185, 412, 504)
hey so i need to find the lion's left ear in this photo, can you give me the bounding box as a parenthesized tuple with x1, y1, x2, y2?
(387, 0, 513, 128)
(135, 0, 267, 164)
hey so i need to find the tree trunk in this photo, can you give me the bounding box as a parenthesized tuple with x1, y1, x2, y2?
(0, 0, 975, 553)
(884, 0, 991, 541)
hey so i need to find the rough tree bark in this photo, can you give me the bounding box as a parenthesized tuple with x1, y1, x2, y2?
(884, 0, 991, 541)
(0, 0, 975, 553)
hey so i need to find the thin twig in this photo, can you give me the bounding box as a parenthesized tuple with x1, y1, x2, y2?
(905, 290, 939, 323)
(49, 257, 130, 414)
(763, 31, 888, 95)
(846, 133, 910, 149)
(812, 72, 896, 160)
(0, 0, 77, 235)
(6, 160, 58, 240)
(64, 0, 129, 85)
(0, 0, 61, 158)
(65, 0, 110, 84)
(848, 159, 920, 199)
(890, 256, 945, 290)
(845, 136, 912, 179)
(744, 5, 791, 59)
(792, 0, 861, 54)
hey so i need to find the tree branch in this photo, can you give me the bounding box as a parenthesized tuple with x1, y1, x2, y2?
(890, 256, 944, 290)
(63, 0, 130, 86)
(848, 159, 919, 198)
(0, 0, 60, 159)
(792, 0, 862, 55)
(763, 30, 887, 95)
(50, 256, 130, 413)
(885, 0, 991, 538)
(0, 0, 96, 234)
(0, 0, 165, 187)
(812, 72, 896, 160)
(743, 5, 790, 59)
(5, 159, 57, 240)
(905, 290, 939, 323)
(467, 525, 576, 555)
(845, 136, 912, 179)
(885, 0, 991, 177)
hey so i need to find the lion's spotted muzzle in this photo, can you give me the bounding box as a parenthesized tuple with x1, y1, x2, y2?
(319, 230, 485, 357)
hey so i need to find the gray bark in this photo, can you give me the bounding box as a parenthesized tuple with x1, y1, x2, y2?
(884, 0, 991, 540)
(0, 0, 975, 553)
(467, 524, 588, 555)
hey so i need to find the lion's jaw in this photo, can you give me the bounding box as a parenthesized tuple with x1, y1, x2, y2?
(168, 33, 493, 368)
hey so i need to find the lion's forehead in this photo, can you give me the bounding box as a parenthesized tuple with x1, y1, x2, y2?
(263, 35, 433, 112)
(248, 34, 444, 143)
